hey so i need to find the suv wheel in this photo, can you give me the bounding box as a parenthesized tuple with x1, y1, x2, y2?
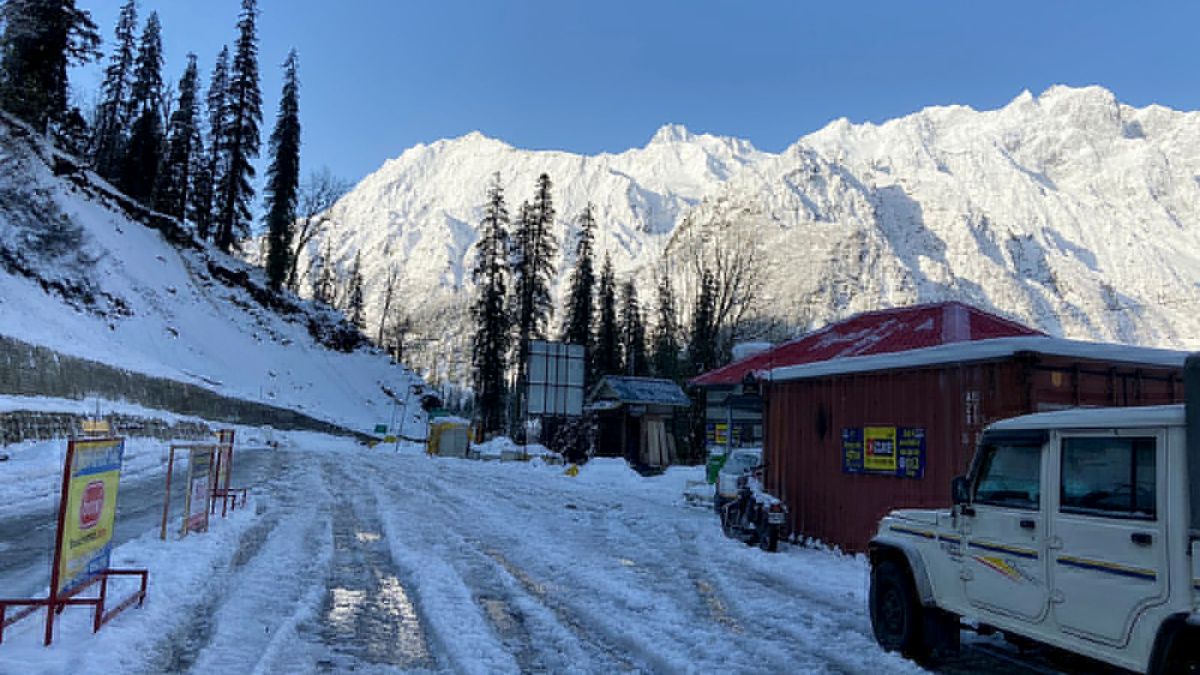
(870, 559, 927, 660)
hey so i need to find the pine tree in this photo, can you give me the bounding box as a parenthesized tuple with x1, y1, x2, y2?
(346, 252, 365, 329)
(214, 0, 261, 252)
(508, 174, 558, 419)
(263, 49, 300, 290)
(688, 268, 718, 376)
(118, 11, 163, 205)
(561, 203, 596, 360)
(651, 270, 681, 382)
(471, 173, 512, 434)
(620, 279, 647, 376)
(90, 0, 136, 179)
(0, 0, 99, 132)
(193, 46, 229, 241)
(154, 53, 202, 221)
(594, 253, 621, 378)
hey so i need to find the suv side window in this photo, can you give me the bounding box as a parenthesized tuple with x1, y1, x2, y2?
(973, 443, 1042, 510)
(1060, 437, 1156, 519)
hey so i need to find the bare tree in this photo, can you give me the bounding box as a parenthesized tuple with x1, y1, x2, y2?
(668, 215, 771, 364)
(376, 264, 401, 345)
(288, 167, 351, 292)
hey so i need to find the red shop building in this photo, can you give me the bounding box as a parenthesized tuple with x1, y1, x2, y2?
(693, 302, 1189, 552)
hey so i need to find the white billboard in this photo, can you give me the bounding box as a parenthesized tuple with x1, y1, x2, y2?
(527, 340, 585, 416)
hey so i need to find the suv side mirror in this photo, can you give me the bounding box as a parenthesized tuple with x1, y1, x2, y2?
(951, 475, 971, 505)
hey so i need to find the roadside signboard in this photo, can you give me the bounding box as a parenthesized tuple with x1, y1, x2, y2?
(527, 340, 585, 416)
(183, 447, 213, 534)
(842, 426, 926, 479)
(55, 438, 124, 596)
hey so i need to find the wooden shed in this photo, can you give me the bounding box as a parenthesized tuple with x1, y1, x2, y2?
(586, 376, 692, 468)
(698, 302, 1190, 552)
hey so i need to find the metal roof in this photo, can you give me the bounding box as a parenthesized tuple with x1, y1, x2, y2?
(767, 336, 1190, 382)
(690, 301, 1043, 387)
(589, 376, 692, 408)
(988, 404, 1185, 431)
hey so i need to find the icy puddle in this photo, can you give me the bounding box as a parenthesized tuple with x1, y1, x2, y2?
(315, 496, 434, 671)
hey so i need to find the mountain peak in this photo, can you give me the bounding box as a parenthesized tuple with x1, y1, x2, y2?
(648, 123, 693, 145)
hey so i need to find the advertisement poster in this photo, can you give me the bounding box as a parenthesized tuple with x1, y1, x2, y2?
(863, 426, 898, 473)
(843, 426, 925, 479)
(184, 447, 213, 534)
(58, 438, 124, 596)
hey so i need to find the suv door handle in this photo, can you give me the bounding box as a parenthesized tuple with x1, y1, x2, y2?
(1019, 519, 1036, 530)
(1131, 532, 1153, 546)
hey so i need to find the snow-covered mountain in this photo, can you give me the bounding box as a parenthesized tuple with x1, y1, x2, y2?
(312, 85, 1200, 369)
(0, 113, 422, 433)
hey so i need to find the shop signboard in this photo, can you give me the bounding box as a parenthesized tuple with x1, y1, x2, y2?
(55, 438, 124, 596)
(842, 426, 925, 479)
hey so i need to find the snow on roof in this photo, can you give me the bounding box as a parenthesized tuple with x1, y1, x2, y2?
(988, 404, 1185, 431)
(589, 376, 692, 408)
(766, 335, 1191, 382)
(691, 301, 1043, 387)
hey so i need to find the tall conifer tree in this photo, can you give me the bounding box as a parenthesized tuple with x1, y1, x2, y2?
(215, 0, 261, 252)
(561, 203, 596, 361)
(193, 46, 228, 241)
(471, 174, 511, 434)
(263, 49, 300, 290)
(651, 270, 681, 381)
(90, 0, 136, 179)
(594, 253, 621, 378)
(620, 279, 647, 376)
(0, 0, 98, 132)
(688, 268, 718, 376)
(509, 174, 558, 421)
(118, 11, 163, 205)
(154, 53, 202, 221)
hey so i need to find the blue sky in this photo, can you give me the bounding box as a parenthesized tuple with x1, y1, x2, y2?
(75, 1, 1200, 187)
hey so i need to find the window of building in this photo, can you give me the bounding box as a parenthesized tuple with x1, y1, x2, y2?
(1060, 437, 1156, 519)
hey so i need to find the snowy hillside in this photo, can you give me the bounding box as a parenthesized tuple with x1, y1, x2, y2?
(318, 85, 1200, 366)
(0, 114, 421, 433)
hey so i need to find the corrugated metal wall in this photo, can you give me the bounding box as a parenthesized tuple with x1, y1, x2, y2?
(765, 354, 1184, 552)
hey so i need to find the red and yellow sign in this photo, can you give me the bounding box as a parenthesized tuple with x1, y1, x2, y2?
(57, 438, 124, 596)
(863, 426, 898, 473)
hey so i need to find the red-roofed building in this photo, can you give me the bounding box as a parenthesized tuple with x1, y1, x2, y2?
(691, 301, 1190, 551)
(692, 301, 1044, 388)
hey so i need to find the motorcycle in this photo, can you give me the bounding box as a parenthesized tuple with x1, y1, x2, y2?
(720, 463, 789, 552)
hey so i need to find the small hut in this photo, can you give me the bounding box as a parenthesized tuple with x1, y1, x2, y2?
(586, 376, 692, 467)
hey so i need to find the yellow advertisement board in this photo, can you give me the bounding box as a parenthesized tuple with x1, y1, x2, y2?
(57, 438, 124, 596)
(863, 426, 898, 473)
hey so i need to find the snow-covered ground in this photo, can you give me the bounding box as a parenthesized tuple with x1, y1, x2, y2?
(0, 433, 926, 674)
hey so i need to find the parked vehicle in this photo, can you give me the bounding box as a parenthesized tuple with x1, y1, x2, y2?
(714, 447, 762, 513)
(720, 462, 788, 552)
(868, 356, 1200, 674)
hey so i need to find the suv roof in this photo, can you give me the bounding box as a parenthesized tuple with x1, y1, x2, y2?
(988, 404, 1184, 432)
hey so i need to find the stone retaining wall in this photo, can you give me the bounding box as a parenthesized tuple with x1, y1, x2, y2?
(0, 334, 362, 444)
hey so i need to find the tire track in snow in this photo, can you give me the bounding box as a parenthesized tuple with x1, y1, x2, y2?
(180, 450, 336, 673)
(301, 460, 438, 673)
(366, 458, 641, 673)
(411, 460, 805, 674)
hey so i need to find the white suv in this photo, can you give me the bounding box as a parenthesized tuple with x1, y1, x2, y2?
(869, 367, 1200, 674)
